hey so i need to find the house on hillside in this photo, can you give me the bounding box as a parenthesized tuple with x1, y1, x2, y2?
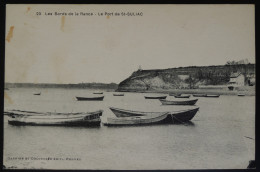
(228, 72, 245, 86)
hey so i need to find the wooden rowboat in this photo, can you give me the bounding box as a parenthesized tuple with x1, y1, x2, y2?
(76, 96, 104, 101)
(205, 95, 220, 98)
(144, 95, 167, 99)
(5, 110, 103, 126)
(93, 92, 103, 94)
(192, 94, 207, 97)
(174, 95, 190, 98)
(169, 93, 182, 96)
(159, 99, 198, 105)
(109, 106, 199, 117)
(104, 108, 199, 126)
(113, 93, 124, 96)
(193, 94, 220, 98)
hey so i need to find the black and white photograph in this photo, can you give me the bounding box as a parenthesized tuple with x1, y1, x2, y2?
(3, 4, 255, 170)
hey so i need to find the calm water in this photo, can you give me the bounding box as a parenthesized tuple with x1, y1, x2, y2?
(3, 88, 255, 169)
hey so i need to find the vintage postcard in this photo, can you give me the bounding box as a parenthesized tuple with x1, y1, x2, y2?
(4, 4, 255, 170)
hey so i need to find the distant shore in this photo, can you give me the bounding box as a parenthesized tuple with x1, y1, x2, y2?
(117, 86, 255, 96)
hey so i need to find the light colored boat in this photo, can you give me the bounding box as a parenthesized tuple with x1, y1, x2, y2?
(237, 93, 245, 96)
(159, 99, 198, 105)
(104, 112, 169, 126)
(174, 95, 190, 98)
(5, 110, 103, 126)
(205, 95, 220, 98)
(104, 108, 199, 126)
(193, 94, 220, 98)
(169, 93, 182, 96)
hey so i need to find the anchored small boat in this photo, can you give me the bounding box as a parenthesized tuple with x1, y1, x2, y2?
(104, 108, 199, 126)
(33, 93, 41, 95)
(159, 99, 198, 105)
(169, 93, 182, 96)
(113, 93, 124, 96)
(93, 92, 103, 94)
(174, 95, 190, 98)
(193, 94, 220, 98)
(109, 106, 199, 117)
(238, 93, 245, 96)
(76, 96, 104, 101)
(192, 94, 207, 97)
(144, 95, 167, 99)
(205, 95, 220, 98)
(4, 110, 103, 126)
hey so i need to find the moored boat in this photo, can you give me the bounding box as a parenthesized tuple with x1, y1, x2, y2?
(174, 95, 190, 98)
(193, 94, 220, 98)
(205, 94, 220, 98)
(144, 95, 167, 99)
(34, 93, 41, 95)
(113, 93, 124, 96)
(159, 99, 198, 105)
(93, 92, 103, 94)
(104, 108, 199, 126)
(76, 96, 104, 101)
(237, 93, 245, 96)
(109, 106, 199, 118)
(169, 93, 182, 96)
(192, 94, 207, 97)
(5, 110, 103, 126)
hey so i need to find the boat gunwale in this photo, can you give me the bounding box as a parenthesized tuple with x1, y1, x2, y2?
(5, 110, 103, 117)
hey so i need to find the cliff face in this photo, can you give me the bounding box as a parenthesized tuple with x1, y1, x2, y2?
(117, 64, 255, 91)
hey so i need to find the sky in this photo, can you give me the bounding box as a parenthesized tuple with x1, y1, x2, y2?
(5, 4, 255, 84)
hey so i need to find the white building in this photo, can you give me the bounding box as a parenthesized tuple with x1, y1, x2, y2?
(229, 72, 245, 86)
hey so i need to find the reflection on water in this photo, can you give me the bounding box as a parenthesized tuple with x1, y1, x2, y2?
(4, 88, 255, 169)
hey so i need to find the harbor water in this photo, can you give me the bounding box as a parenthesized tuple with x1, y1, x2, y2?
(3, 88, 255, 169)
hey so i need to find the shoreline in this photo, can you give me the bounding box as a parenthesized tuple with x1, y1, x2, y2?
(117, 86, 255, 96)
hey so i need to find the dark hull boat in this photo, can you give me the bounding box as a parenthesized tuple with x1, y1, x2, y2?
(109, 106, 199, 117)
(76, 96, 104, 101)
(5, 110, 103, 126)
(159, 99, 198, 105)
(193, 94, 207, 97)
(174, 95, 190, 98)
(104, 108, 199, 126)
(169, 93, 182, 96)
(34, 93, 41, 95)
(113, 93, 124, 96)
(144, 96, 167, 99)
(93, 92, 103, 94)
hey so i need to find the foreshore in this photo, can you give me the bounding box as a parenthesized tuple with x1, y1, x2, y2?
(117, 86, 255, 96)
